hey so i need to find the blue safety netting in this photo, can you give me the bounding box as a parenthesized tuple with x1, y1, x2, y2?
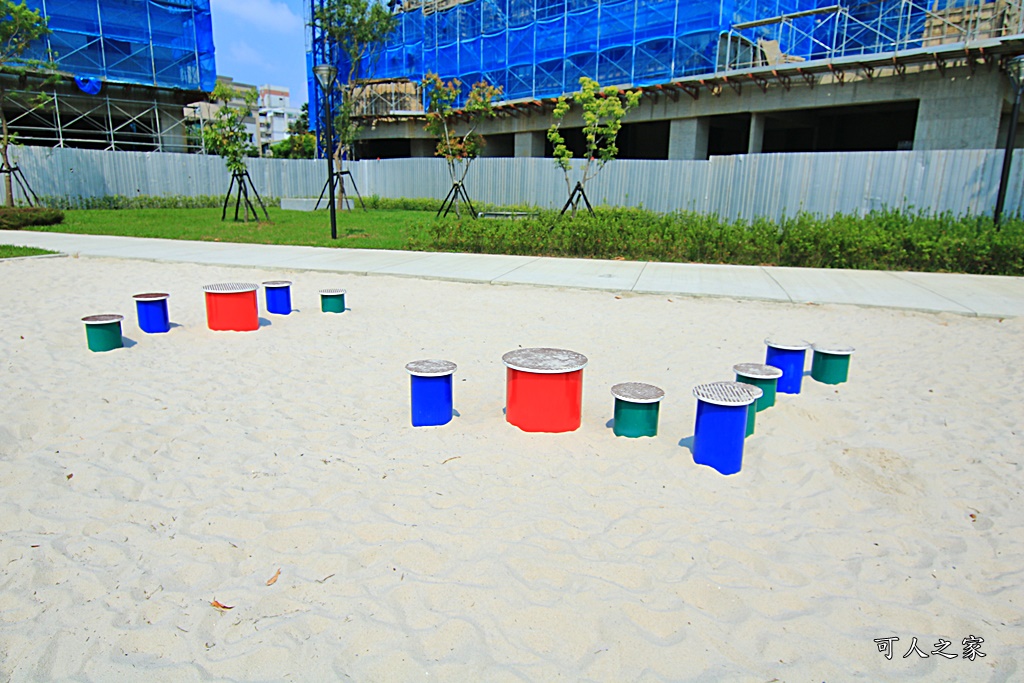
(22, 0, 216, 93)
(312, 0, 938, 110)
(356, 0, 827, 102)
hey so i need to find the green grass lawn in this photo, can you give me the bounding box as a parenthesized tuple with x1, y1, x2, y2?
(0, 245, 57, 259)
(41, 207, 434, 251)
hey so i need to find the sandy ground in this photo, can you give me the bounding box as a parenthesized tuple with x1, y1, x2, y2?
(0, 254, 1021, 682)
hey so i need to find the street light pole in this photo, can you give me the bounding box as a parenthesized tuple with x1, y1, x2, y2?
(994, 55, 1024, 229)
(313, 63, 339, 240)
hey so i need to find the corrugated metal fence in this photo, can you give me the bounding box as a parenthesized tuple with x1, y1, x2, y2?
(10, 145, 1023, 221)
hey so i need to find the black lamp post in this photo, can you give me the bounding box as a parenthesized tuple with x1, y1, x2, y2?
(313, 63, 339, 240)
(994, 55, 1024, 229)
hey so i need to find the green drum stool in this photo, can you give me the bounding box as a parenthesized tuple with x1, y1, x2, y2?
(611, 382, 665, 438)
(733, 362, 783, 411)
(811, 343, 855, 384)
(319, 287, 346, 313)
(82, 314, 124, 352)
(737, 383, 764, 438)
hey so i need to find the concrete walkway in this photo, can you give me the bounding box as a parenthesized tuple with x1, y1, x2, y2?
(3, 230, 1023, 318)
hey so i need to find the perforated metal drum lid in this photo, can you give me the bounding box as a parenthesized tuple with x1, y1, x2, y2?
(319, 288, 346, 295)
(82, 314, 123, 324)
(132, 292, 168, 301)
(692, 381, 758, 406)
(733, 362, 783, 379)
(202, 283, 257, 293)
(812, 343, 855, 355)
(611, 382, 664, 403)
(262, 280, 292, 288)
(764, 337, 811, 351)
(502, 347, 588, 373)
(406, 359, 457, 377)
(737, 383, 763, 400)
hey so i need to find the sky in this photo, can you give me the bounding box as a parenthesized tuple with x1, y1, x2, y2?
(209, 0, 310, 107)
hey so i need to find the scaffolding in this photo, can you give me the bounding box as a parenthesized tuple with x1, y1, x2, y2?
(4, 1, 216, 153)
(24, 0, 215, 92)
(308, 0, 1024, 120)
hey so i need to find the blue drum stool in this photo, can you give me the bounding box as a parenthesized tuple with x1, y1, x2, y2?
(692, 381, 758, 475)
(263, 280, 293, 315)
(764, 337, 811, 395)
(405, 360, 457, 427)
(132, 293, 170, 334)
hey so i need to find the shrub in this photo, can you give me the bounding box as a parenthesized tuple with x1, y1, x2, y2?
(36, 195, 281, 210)
(364, 195, 444, 212)
(409, 206, 1024, 276)
(0, 207, 64, 230)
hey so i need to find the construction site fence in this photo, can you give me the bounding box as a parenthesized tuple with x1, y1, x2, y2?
(9, 146, 1024, 221)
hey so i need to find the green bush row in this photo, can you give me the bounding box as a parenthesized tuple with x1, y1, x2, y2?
(410, 207, 1024, 275)
(0, 207, 65, 230)
(37, 195, 282, 210)
(363, 195, 443, 212)
(362, 194, 522, 214)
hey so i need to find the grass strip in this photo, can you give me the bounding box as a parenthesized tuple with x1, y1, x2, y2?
(0, 245, 58, 259)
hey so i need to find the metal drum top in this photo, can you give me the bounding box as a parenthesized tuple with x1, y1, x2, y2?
(406, 359, 457, 377)
(82, 314, 124, 324)
(502, 347, 588, 374)
(764, 337, 811, 351)
(812, 343, 855, 355)
(733, 362, 783, 379)
(202, 283, 257, 294)
(611, 382, 665, 404)
(692, 381, 758, 406)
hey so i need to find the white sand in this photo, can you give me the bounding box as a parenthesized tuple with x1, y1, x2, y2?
(0, 254, 1021, 681)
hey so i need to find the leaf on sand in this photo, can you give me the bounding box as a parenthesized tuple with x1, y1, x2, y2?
(211, 599, 234, 611)
(266, 568, 281, 586)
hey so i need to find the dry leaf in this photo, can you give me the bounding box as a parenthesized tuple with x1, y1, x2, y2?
(614, 296, 622, 300)
(266, 568, 281, 586)
(66, 473, 73, 480)
(210, 599, 234, 611)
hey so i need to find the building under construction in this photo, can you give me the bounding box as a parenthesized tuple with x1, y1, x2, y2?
(307, 0, 1024, 159)
(3, 0, 215, 153)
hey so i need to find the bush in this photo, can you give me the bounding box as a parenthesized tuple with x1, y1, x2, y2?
(364, 195, 444, 212)
(36, 195, 281, 210)
(0, 207, 64, 230)
(409, 207, 1024, 276)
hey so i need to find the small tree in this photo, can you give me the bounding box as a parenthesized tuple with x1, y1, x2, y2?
(1, 0, 60, 207)
(311, 0, 397, 163)
(203, 82, 257, 173)
(547, 77, 641, 217)
(271, 104, 315, 159)
(203, 82, 268, 221)
(291, 102, 310, 134)
(271, 132, 315, 159)
(422, 73, 501, 218)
